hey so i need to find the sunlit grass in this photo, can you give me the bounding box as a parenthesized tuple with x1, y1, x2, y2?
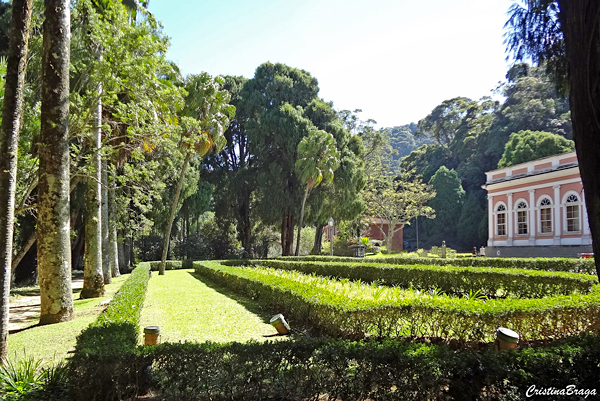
(139, 269, 281, 344)
(8, 274, 129, 364)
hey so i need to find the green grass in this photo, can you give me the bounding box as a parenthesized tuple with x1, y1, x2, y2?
(139, 269, 281, 344)
(8, 274, 129, 364)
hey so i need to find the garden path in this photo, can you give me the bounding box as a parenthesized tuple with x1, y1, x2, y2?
(139, 269, 282, 344)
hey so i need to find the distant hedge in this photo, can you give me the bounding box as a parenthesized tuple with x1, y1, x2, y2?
(149, 259, 192, 271)
(239, 259, 597, 298)
(195, 261, 600, 342)
(289, 255, 597, 274)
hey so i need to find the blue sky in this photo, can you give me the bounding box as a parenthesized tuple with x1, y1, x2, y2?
(148, 0, 513, 128)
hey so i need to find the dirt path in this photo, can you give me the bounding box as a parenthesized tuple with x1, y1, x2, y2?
(9, 279, 84, 332)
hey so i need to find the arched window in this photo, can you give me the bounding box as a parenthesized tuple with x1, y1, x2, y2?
(496, 204, 506, 236)
(516, 201, 528, 235)
(565, 194, 580, 232)
(539, 197, 553, 234)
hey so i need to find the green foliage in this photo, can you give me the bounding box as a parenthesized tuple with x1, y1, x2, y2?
(250, 259, 596, 298)
(497, 129, 574, 167)
(196, 261, 600, 342)
(0, 357, 43, 396)
(298, 255, 597, 274)
(69, 263, 151, 400)
(425, 166, 465, 247)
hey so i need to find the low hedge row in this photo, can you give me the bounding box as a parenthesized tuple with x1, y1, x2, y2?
(240, 259, 597, 299)
(194, 261, 600, 342)
(148, 335, 600, 401)
(68, 262, 152, 401)
(292, 255, 597, 274)
(148, 259, 192, 271)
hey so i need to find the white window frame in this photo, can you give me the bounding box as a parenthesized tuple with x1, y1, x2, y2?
(515, 199, 528, 236)
(537, 196, 553, 235)
(563, 192, 582, 233)
(494, 202, 507, 237)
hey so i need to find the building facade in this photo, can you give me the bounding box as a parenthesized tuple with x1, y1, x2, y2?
(483, 151, 592, 258)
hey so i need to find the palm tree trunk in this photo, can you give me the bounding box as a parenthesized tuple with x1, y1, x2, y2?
(160, 152, 191, 274)
(312, 223, 325, 254)
(81, 86, 105, 298)
(0, 0, 33, 358)
(101, 159, 111, 283)
(294, 187, 310, 256)
(38, 0, 74, 324)
(108, 178, 120, 277)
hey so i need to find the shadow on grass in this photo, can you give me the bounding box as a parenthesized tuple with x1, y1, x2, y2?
(186, 271, 275, 326)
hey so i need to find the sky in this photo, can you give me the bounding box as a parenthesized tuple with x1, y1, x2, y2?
(148, 0, 513, 128)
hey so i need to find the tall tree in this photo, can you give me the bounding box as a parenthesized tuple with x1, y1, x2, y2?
(159, 73, 233, 275)
(294, 129, 339, 256)
(0, 0, 33, 359)
(37, 0, 74, 324)
(425, 166, 465, 248)
(505, 0, 600, 277)
(497, 129, 574, 168)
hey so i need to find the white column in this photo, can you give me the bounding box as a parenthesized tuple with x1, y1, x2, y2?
(487, 195, 494, 246)
(582, 189, 591, 244)
(528, 189, 536, 245)
(553, 185, 561, 245)
(507, 192, 513, 246)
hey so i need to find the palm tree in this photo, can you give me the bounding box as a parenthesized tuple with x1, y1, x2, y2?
(294, 129, 340, 256)
(0, 0, 33, 359)
(159, 73, 233, 275)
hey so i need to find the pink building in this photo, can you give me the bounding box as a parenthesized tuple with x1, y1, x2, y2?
(483, 151, 592, 257)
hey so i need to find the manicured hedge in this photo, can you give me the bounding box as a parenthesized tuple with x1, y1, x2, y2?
(194, 261, 600, 342)
(148, 259, 192, 271)
(149, 334, 600, 401)
(238, 259, 597, 298)
(68, 262, 152, 401)
(290, 255, 597, 274)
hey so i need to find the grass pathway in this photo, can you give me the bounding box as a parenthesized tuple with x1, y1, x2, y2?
(8, 274, 129, 364)
(139, 269, 281, 344)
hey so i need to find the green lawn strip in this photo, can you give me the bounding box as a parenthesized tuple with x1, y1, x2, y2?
(139, 269, 280, 344)
(8, 274, 129, 364)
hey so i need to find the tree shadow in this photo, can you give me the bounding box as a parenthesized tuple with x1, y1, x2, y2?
(186, 271, 276, 326)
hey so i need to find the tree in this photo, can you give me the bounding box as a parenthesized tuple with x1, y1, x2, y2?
(363, 173, 435, 252)
(37, 0, 74, 324)
(244, 63, 321, 256)
(425, 166, 465, 248)
(505, 0, 600, 277)
(0, 0, 33, 359)
(159, 73, 233, 275)
(294, 129, 339, 256)
(497, 129, 574, 168)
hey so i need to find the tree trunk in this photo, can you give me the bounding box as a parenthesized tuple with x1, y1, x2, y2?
(11, 231, 36, 274)
(160, 152, 191, 274)
(108, 179, 120, 277)
(38, 0, 74, 324)
(312, 223, 325, 254)
(101, 160, 112, 284)
(81, 88, 105, 299)
(0, 0, 33, 357)
(560, 0, 600, 278)
(294, 188, 310, 256)
(281, 211, 294, 256)
(118, 230, 127, 273)
(101, 159, 111, 283)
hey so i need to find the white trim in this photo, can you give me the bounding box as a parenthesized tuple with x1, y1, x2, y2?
(487, 174, 580, 195)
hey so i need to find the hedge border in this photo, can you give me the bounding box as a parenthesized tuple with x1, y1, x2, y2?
(288, 255, 597, 274)
(194, 261, 600, 342)
(240, 259, 597, 299)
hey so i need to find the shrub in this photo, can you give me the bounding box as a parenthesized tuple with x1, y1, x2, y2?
(244, 259, 597, 298)
(194, 261, 600, 342)
(68, 262, 152, 401)
(149, 260, 182, 271)
(292, 255, 597, 274)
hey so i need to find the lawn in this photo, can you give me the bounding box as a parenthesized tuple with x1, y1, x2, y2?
(7, 274, 129, 365)
(139, 269, 281, 344)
